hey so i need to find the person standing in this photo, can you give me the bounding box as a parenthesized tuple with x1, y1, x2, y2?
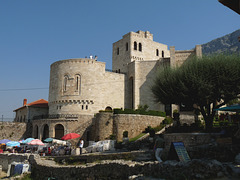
(79, 138, 84, 155)
(154, 134, 165, 162)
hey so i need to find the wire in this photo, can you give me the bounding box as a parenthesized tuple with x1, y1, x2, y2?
(0, 87, 49, 91)
(0, 77, 147, 92)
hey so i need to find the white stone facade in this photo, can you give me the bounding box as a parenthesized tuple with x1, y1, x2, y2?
(31, 30, 202, 140)
(49, 30, 201, 115)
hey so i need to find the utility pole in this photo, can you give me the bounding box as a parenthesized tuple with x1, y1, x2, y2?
(2, 115, 3, 123)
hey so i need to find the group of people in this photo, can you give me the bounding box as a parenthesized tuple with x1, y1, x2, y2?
(0, 144, 38, 154)
(40, 138, 84, 156)
(0, 139, 84, 156)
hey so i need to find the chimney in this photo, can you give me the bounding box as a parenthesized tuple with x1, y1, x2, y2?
(23, 99, 27, 106)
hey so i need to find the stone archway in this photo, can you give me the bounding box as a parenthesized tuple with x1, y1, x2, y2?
(33, 125, 38, 139)
(42, 124, 49, 140)
(55, 124, 64, 139)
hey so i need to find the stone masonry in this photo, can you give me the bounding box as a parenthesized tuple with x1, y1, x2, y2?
(18, 30, 202, 142)
(92, 112, 164, 141)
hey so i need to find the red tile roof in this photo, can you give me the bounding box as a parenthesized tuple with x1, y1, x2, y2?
(14, 99, 48, 111)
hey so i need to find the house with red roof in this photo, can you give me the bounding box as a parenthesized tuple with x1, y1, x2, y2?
(14, 99, 49, 123)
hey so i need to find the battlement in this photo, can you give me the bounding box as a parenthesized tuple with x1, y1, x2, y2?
(122, 30, 153, 40)
(50, 58, 105, 68)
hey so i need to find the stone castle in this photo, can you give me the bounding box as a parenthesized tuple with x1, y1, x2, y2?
(14, 30, 202, 141)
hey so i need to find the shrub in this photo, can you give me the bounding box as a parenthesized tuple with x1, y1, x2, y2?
(99, 110, 113, 113)
(163, 116, 173, 124)
(113, 108, 123, 114)
(113, 108, 165, 117)
(149, 128, 155, 137)
(173, 109, 179, 114)
(109, 134, 116, 140)
(144, 126, 152, 133)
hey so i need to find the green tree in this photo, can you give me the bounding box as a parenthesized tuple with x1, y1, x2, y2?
(152, 54, 240, 131)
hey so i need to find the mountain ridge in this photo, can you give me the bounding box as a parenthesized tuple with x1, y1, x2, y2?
(202, 29, 240, 55)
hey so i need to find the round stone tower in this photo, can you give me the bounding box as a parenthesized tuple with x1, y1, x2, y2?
(48, 58, 125, 115)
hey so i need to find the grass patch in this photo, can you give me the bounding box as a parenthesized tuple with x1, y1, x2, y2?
(129, 133, 146, 142)
(19, 173, 32, 180)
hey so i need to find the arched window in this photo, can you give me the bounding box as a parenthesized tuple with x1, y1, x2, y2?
(63, 75, 68, 91)
(134, 41, 137, 50)
(117, 47, 119, 55)
(126, 43, 128, 51)
(162, 51, 164, 58)
(156, 49, 159, 56)
(105, 106, 112, 111)
(75, 74, 81, 92)
(139, 43, 142, 52)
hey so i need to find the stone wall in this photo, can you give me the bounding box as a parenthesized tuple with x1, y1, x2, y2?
(93, 112, 113, 141)
(93, 112, 164, 141)
(128, 60, 166, 111)
(0, 122, 31, 141)
(164, 133, 213, 151)
(1, 150, 240, 180)
(28, 155, 240, 180)
(114, 114, 164, 141)
(169, 45, 202, 68)
(0, 153, 30, 171)
(14, 107, 27, 122)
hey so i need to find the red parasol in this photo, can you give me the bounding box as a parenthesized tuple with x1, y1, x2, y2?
(61, 133, 80, 140)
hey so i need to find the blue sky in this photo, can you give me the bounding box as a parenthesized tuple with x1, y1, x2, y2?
(0, 0, 239, 119)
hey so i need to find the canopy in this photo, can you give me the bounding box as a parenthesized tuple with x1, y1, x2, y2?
(28, 139, 44, 146)
(61, 133, 80, 140)
(6, 141, 20, 147)
(22, 138, 35, 144)
(215, 104, 240, 112)
(52, 139, 66, 145)
(0, 139, 11, 144)
(44, 138, 53, 143)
